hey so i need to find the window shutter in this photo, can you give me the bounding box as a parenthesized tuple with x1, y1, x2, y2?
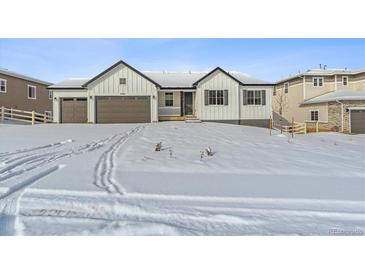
(204, 90, 209, 105)
(243, 90, 247, 105)
(261, 90, 266, 105)
(224, 90, 228, 105)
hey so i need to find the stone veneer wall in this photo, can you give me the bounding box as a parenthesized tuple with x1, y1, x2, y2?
(328, 100, 365, 133)
(305, 100, 365, 133)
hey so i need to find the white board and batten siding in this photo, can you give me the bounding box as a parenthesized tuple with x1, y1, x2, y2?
(51, 90, 88, 123)
(195, 70, 273, 121)
(87, 63, 159, 123)
(196, 70, 240, 120)
(240, 86, 273, 120)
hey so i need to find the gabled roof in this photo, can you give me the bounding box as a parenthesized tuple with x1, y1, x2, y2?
(82, 60, 161, 88)
(0, 68, 52, 86)
(192, 67, 272, 86)
(301, 90, 365, 105)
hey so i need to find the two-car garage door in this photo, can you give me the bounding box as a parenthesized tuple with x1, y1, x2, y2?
(96, 96, 151, 123)
(61, 96, 151, 123)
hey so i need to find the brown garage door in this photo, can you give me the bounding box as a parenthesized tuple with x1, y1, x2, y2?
(61, 98, 87, 123)
(351, 109, 365, 134)
(96, 96, 151, 123)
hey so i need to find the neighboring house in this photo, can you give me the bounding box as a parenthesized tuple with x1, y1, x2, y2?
(49, 60, 274, 127)
(0, 68, 53, 115)
(274, 68, 365, 133)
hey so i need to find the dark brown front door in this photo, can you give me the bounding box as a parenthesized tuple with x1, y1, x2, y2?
(96, 96, 151, 123)
(184, 92, 193, 116)
(61, 98, 87, 123)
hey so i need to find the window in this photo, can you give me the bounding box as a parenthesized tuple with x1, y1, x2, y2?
(0, 79, 6, 93)
(208, 90, 225, 105)
(49, 90, 53, 100)
(273, 91, 276, 96)
(243, 90, 266, 106)
(342, 76, 348, 86)
(119, 78, 126, 84)
(313, 77, 324, 87)
(27, 85, 36, 99)
(284, 82, 289, 93)
(165, 92, 173, 106)
(310, 110, 319, 121)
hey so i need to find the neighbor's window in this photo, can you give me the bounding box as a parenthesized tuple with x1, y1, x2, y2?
(0, 79, 6, 93)
(310, 110, 319, 121)
(49, 90, 53, 100)
(165, 92, 173, 106)
(208, 90, 224, 105)
(284, 82, 289, 93)
(342, 76, 348, 86)
(27, 85, 37, 99)
(273, 91, 276, 96)
(313, 77, 324, 87)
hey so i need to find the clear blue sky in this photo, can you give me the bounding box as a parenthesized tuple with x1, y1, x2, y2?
(0, 39, 364, 84)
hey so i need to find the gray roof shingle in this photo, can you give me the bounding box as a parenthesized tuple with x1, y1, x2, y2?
(0, 68, 52, 86)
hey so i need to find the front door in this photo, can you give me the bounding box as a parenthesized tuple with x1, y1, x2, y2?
(184, 92, 193, 115)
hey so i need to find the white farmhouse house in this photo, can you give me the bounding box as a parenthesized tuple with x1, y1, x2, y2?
(49, 60, 274, 127)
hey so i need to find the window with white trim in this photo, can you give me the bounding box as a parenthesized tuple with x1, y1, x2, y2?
(208, 90, 224, 105)
(342, 76, 348, 86)
(247, 90, 261, 105)
(165, 92, 173, 106)
(0, 79, 6, 93)
(284, 82, 289, 93)
(313, 77, 324, 87)
(27, 85, 36, 99)
(49, 90, 53, 100)
(310, 110, 319, 121)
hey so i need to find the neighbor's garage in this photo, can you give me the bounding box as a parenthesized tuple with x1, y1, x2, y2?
(61, 98, 87, 123)
(96, 96, 151, 123)
(350, 109, 365, 134)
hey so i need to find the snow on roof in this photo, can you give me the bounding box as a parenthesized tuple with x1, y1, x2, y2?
(0, 68, 52, 86)
(143, 71, 270, 87)
(51, 71, 271, 89)
(277, 68, 365, 84)
(48, 78, 90, 89)
(301, 90, 365, 105)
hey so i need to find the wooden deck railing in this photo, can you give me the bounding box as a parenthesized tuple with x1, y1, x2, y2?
(0, 106, 53, 125)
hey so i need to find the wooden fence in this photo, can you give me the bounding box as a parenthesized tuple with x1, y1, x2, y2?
(282, 121, 307, 135)
(0, 106, 53, 125)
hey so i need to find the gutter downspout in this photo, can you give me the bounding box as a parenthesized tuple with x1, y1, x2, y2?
(335, 98, 344, 132)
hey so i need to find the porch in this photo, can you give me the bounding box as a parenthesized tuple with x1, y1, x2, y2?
(158, 90, 196, 121)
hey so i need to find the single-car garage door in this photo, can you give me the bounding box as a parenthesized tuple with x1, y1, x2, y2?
(61, 98, 88, 123)
(350, 109, 365, 134)
(96, 96, 151, 123)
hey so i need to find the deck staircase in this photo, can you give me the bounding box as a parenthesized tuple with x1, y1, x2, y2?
(184, 116, 201, 123)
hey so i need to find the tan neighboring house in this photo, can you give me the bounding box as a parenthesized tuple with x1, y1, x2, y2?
(274, 68, 365, 133)
(0, 68, 53, 116)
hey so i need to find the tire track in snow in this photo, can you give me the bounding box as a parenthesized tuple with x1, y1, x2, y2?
(0, 139, 73, 161)
(94, 126, 144, 195)
(0, 165, 64, 236)
(0, 134, 121, 183)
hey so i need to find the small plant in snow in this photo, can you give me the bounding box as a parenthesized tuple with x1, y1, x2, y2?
(205, 147, 215, 156)
(200, 150, 205, 161)
(155, 142, 162, 151)
(169, 149, 173, 158)
(334, 141, 337, 146)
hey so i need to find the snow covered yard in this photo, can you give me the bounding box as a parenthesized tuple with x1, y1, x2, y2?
(0, 122, 364, 235)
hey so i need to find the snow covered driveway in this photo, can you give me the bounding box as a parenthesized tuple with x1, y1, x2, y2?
(0, 122, 364, 235)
